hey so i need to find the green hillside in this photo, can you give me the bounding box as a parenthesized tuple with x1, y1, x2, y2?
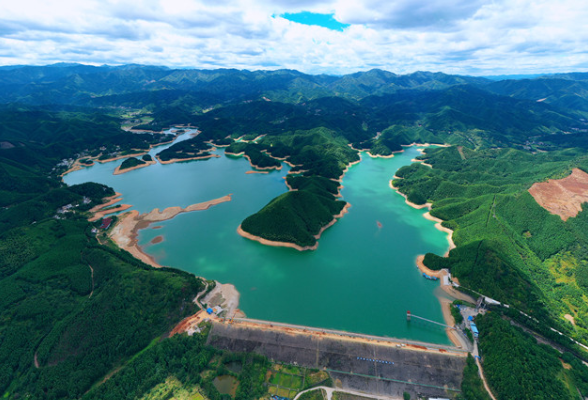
(394, 146, 588, 336)
(3, 65, 588, 398)
(242, 189, 346, 248)
(0, 112, 204, 399)
(485, 76, 588, 113)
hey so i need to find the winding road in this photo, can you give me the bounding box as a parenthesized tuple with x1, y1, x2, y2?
(294, 386, 403, 400)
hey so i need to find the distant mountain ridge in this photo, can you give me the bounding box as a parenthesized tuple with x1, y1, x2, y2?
(4, 63, 588, 120)
(0, 63, 490, 106)
(485, 76, 588, 112)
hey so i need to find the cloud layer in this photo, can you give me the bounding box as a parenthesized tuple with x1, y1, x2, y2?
(1, 0, 587, 75)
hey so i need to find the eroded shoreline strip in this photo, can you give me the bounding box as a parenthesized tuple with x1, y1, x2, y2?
(113, 159, 157, 175)
(237, 202, 352, 251)
(225, 150, 283, 171)
(389, 145, 477, 347)
(108, 194, 232, 269)
(157, 153, 220, 165)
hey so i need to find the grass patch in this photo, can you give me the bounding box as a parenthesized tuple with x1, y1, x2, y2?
(281, 365, 302, 375)
(298, 389, 325, 400)
(139, 376, 205, 400)
(291, 375, 304, 389)
(280, 373, 293, 387)
(269, 371, 280, 385)
(304, 371, 329, 388)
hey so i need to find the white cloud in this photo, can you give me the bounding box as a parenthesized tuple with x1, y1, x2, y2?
(0, 0, 587, 75)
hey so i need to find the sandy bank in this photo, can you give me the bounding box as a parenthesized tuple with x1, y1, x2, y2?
(416, 255, 475, 348)
(89, 204, 133, 222)
(113, 159, 157, 175)
(391, 144, 473, 347)
(156, 153, 220, 164)
(416, 255, 475, 303)
(389, 180, 432, 209)
(367, 152, 395, 159)
(284, 178, 295, 191)
(60, 159, 95, 177)
(123, 128, 162, 133)
(334, 158, 362, 184)
(59, 133, 182, 179)
(416, 255, 443, 278)
(202, 282, 242, 317)
(96, 152, 151, 164)
(237, 202, 352, 251)
(402, 142, 450, 148)
(389, 180, 455, 255)
(245, 170, 269, 174)
(423, 212, 456, 256)
(225, 150, 283, 171)
(439, 298, 464, 348)
(411, 158, 433, 168)
(88, 192, 124, 218)
(109, 194, 232, 269)
(237, 226, 318, 251)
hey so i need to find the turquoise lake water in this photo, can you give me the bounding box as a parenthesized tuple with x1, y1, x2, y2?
(64, 130, 451, 344)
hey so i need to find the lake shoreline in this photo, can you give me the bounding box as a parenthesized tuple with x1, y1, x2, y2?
(389, 144, 479, 346)
(237, 202, 352, 251)
(69, 141, 456, 345)
(225, 150, 283, 171)
(113, 159, 157, 175)
(108, 195, 233, 269)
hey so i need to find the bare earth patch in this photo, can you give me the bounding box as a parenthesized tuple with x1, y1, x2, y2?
(564, 313, 576, 326)
(202, 282, 242, 317)
(150, 235, 164, 244)
(109, 194, 232, 269)
(529, 168, 588, 221)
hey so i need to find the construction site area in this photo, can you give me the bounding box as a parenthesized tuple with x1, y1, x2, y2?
(207, 318, 467, 399)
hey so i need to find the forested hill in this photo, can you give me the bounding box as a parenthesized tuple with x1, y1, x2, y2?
(485, 73, 588, 112)
(0, 64, 489, 106)
(0, 131, 204, 398)
(2, 64, 588, 399)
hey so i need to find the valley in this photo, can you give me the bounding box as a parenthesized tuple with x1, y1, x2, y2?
(2, 64, 588, 399)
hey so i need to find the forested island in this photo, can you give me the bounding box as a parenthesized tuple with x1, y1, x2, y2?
(2, 64, 588, 399)
(113, 154, 156, 174)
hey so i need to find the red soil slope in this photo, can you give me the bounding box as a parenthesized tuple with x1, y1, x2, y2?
(529, 168, 588, 221)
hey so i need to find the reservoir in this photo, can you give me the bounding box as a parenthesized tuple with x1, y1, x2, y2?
(64, 130, 451, 344)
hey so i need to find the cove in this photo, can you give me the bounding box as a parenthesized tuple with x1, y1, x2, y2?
(64, 131, 451, 344)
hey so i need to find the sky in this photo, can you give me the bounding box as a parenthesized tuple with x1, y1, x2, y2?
(1, 0, 587, 76)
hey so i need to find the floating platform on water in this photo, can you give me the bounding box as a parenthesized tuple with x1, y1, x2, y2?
(422, 273, 438, 281)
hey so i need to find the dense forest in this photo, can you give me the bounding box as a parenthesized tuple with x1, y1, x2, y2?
(395, 147, 588, 339)
(2, 64, 588, 398)
(0, 108, 205, 398)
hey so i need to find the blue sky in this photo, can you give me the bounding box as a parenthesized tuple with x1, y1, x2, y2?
(280, 12, 349, 31)
(0, 0, 587, 76)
